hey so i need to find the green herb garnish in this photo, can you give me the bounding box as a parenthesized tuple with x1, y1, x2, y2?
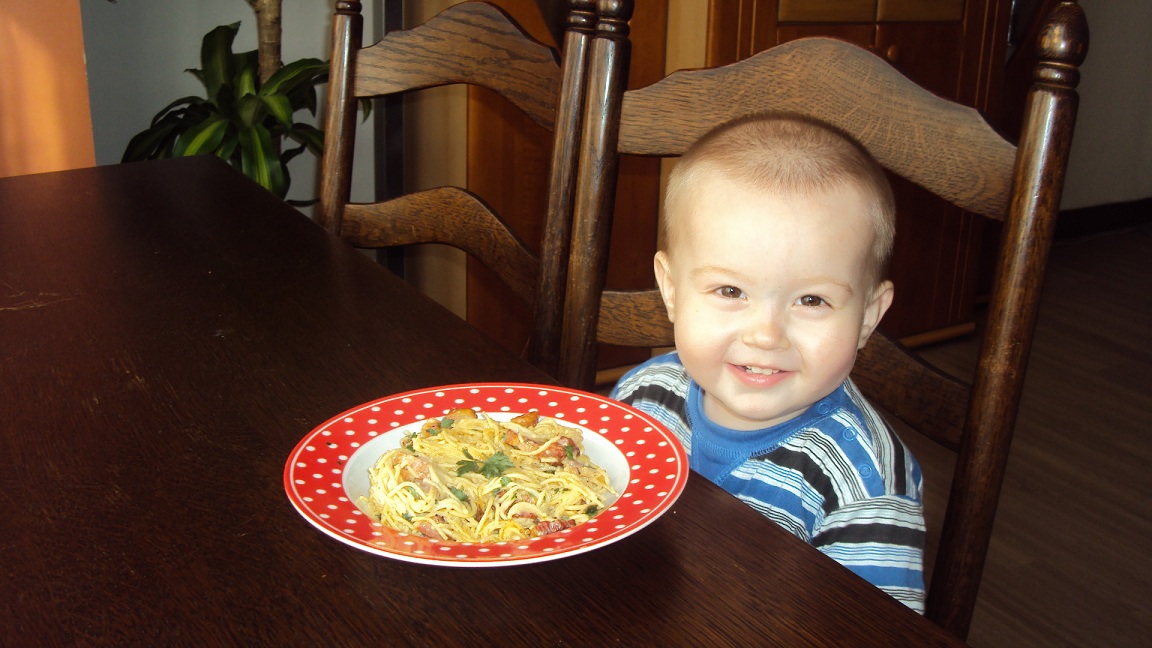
(449, 486, 468, 502)
(456, 450, 515, 479)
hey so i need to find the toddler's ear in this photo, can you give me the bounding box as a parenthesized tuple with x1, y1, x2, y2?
(654, 252, 676, 323)
(858, 280, 894, 349)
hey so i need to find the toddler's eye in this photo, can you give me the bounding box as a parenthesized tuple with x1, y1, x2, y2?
(717, 286, 745, 299)
(797, 295, 826, 307)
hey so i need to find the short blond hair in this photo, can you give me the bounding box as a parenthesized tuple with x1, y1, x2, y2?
(663, 113, 896, 281)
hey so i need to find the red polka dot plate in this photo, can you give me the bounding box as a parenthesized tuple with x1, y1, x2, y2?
(283, 383, 688, 566)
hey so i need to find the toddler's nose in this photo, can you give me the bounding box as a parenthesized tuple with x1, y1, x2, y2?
(742, 313, 788, 350)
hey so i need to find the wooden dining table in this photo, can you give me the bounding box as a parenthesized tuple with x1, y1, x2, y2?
(0, 157, 964, 646)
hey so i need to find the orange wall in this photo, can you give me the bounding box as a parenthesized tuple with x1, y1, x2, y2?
(0, 0, 95, 178)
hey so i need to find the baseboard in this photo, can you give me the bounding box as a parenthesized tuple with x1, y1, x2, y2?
(1055, 197, 1152, 241)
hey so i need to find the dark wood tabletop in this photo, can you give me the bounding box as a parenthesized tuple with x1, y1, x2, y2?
(0, 157, 963, 646)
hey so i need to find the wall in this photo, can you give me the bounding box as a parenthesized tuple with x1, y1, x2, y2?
(0, 0, 95, 177)
(1060, 0, 1152, 209)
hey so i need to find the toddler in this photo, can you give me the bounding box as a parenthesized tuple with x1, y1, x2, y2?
(612, 114, 926, 612)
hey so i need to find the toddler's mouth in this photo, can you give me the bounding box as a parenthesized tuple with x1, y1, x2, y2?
(741, 365, 780, 376)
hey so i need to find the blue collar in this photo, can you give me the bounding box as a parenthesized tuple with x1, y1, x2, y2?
(685, 382, 846, 481)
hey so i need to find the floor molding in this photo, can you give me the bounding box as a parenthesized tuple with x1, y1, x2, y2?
(1055, 196, 1152, 240)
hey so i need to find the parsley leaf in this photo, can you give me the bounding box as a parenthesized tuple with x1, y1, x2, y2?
(449, 486, 468, 502)
(456, 451, 515, 479)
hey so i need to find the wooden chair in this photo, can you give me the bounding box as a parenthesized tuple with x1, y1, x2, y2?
(559, 0, 1088, 639)
(318, 0, 597, 375)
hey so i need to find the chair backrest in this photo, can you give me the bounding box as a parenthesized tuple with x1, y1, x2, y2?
(318, 0, 596, 375)
(559, 0, 1088, 639)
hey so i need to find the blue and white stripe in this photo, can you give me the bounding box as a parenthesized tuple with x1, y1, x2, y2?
(612, 352, 926, 613)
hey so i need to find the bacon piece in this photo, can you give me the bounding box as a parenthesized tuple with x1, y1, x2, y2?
(534, 519, 577, 536)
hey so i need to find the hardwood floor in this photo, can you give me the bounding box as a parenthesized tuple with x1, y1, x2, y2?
(906, 225, 1152, 646)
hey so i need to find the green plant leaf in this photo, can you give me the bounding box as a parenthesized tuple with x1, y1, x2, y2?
(285, 123, 324, 157)
(147, 96, 204, 127)
(216, 133, 239, 162)
(235, 94, 265, 128)
(122, 122, 178, 162)
(123, 101, 212, 162)
(261, 58, 327, 97)
(235, 62, 258, 99)
(260, 94, 293, 128)
(200, 22, 240, 102)
(281, 141, 307, 164)
(239, 124, 287, 198)
(214, 85, 237, 120)
(235, 49, 259, 69)
(358, 97, 374, 121)
(173, 115, 230, 157)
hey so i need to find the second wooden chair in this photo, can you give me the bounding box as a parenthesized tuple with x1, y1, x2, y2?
(318, 0, 596, 375)
(559, 0, 1088, 639)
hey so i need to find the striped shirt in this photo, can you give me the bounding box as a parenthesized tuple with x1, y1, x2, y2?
(612, 352, 926, 612)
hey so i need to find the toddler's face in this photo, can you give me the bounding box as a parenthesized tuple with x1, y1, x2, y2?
(656, 169, 892, 431)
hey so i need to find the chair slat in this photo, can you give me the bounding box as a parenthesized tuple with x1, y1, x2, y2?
(597, 289, 673, 348)
(619, 38, 1018, 219)
(853, 332, 969, 451)
(354, 2, 561, 130)
(342, 188, 539, 305)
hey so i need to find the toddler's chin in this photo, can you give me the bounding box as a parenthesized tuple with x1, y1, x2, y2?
(703, 392, 799, 432)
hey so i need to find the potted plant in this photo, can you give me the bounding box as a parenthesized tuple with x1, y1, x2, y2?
(121, 21, 328, 202)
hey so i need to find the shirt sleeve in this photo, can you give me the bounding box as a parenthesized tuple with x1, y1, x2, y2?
(812, 494, 927, 613)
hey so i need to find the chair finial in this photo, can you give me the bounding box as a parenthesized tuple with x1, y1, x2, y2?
(334, 1, 362, 16)
(596, 0, 633, 39)
(1035, 1, 1089, 88)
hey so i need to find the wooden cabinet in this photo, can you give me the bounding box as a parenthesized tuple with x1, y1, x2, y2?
(707, 0, 1013, 342)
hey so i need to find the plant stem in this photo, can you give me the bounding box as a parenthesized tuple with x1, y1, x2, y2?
(248, 0, 283, 85)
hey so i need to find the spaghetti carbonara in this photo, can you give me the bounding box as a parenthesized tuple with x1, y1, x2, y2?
(360, 408, 616, 542)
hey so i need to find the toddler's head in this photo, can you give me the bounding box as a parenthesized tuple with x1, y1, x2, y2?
(655, 114, 896, 430)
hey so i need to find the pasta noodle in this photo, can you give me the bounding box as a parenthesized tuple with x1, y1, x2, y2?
(360, 408, 616, 543)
